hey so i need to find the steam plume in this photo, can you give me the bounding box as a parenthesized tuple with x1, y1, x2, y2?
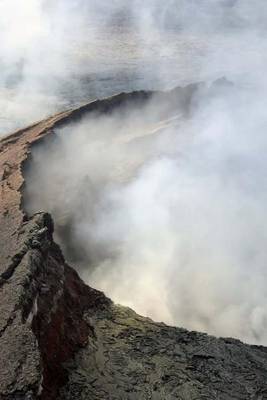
(3, 1, 267, 134)
(7, 1, 267, 344)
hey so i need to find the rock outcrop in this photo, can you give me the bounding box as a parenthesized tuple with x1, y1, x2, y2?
(1, 85, 267, 399)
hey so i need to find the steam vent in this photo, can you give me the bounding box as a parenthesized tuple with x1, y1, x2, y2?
(0, 84, 266, 400)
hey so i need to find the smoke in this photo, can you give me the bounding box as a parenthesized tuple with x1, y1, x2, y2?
(0, 0, 116, 134)
(24, 79, 267, 345)
(0, 0, 176, 134)
(2, 0, 267, 135)
(12, 1, 267, 344)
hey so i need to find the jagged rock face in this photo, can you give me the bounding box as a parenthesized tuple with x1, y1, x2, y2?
(0, 211, 110, 399)
(1, 86, 267, 399)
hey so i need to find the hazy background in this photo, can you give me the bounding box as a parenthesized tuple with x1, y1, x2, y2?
(1, 0, 267, 135)
(5, 1, 267, 345)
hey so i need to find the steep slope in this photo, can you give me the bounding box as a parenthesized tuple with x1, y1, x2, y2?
(1, 85, 267, 400)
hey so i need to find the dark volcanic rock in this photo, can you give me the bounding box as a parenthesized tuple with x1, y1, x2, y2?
(1, 85, 267, 399)
(61, 307, 267, 400)
(0, 211, 110, 399)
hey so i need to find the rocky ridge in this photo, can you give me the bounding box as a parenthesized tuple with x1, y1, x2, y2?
(1, 84, 267, 399)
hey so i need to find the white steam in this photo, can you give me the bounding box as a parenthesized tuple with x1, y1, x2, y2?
(6, 1, 267, 344)
(2, 0, 267, 135)
(25, 81, 267, 345)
